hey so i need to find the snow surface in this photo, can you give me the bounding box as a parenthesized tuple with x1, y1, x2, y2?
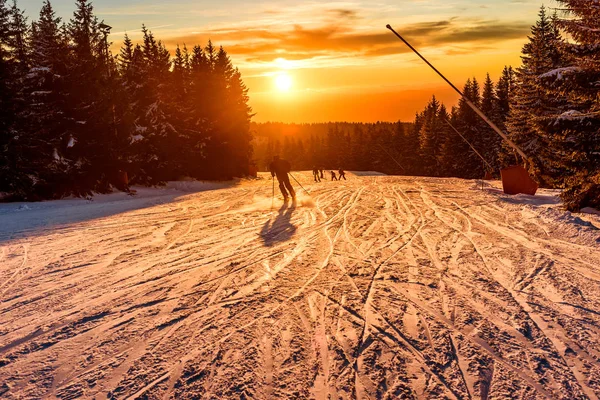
(130, 134, 144, 143)
(1, 173, 600, 399)
(539, 66, 580, 80)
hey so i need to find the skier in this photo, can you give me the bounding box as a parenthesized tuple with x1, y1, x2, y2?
(312, 166, 321, 182)
(338, 168, 347, 181)
(269, 156, 296, 201)
(331, 171, 338, 181)
(320, 169, 324, 179)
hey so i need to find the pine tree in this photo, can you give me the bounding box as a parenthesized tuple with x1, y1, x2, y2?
(0, 0, 19, 194)
(507, 6, 567, 187)
(8, 0, 28, 72)
(419, 96, 443, 175)
(118, 33, 134, 73)
(541, 0, 600, 210)
(496, 66, 518, 166)
(495, 66, 515, 125)
(480, 73, 503, 171)
(65, 0, 119, 194)
(453, 79, 484, 178)
(16, 0, 73, 198)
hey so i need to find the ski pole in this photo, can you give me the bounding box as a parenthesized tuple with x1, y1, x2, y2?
(271, 175, 275, 209)
(288, 172, 310, 195)
(386, 24, 532, 166)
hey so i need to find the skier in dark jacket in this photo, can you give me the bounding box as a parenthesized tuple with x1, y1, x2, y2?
(269, 156, 296, 201)
(338, 168, 347, 181)
(312, 166, 321, 182)
(331, 171, 338, 181)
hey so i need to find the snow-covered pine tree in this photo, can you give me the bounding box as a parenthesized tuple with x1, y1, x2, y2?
(418, 96, 443, 176)
(540, 0, 600, 210)
(66, 0, 120, 195)
(507, 6, 567, 187)
(495, 66, 515, 124)
(127, 26, 177, 182)
(184, 44, 211, 178)
(0, 0, 33, 197)
(0, 0, 18, 195)
(17, 0, 73, 198)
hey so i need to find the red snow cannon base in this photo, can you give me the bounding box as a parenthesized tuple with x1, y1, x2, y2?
(500, 166, 538, 196)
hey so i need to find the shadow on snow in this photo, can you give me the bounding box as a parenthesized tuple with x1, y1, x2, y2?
(260, 201, 297, 247)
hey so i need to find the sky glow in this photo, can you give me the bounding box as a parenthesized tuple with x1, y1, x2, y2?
(19, 0, 557, 122)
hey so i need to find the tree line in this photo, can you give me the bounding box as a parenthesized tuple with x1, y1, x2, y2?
(252, 69, 515, 179)
(0, 0, 252, 200)
(253, 122, 413, 175)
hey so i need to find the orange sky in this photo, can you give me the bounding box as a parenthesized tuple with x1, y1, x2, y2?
(22, 0, 555, 123)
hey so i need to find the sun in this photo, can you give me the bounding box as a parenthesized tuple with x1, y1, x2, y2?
(275, 73, 293, 92)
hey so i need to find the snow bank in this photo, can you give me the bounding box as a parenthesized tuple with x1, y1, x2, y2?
(0, 180, 238, 240)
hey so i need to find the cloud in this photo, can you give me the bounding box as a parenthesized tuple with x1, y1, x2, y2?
(328, 8, 360, 20)
(157, 17, 530, 64)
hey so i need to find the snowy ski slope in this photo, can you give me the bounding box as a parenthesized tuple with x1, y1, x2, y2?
(1, 172, 599, 399)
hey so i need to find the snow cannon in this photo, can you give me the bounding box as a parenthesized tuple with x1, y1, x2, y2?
(500, 166, 538, 196)
(387, 23, 540, 198)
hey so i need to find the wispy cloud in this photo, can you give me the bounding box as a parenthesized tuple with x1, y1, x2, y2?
(158, 17, 530, 64)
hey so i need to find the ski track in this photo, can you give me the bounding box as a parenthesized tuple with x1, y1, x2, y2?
(0, 174, 599, 399)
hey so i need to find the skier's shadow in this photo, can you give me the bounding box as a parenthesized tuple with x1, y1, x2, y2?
(260, 201, 297, 247)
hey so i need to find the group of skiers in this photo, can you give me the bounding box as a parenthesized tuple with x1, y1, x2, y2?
(312, 167, 346, 182)
(268, 156, 347, 201)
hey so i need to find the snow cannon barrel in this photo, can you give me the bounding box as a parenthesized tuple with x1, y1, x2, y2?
(500, 166, 538, 196)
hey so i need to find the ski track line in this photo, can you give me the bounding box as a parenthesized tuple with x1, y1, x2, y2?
(317, 289, 463, 400)
(0, 244, 29, 297)
(351, 186, 426, 399)
(418, 185, 593, 398)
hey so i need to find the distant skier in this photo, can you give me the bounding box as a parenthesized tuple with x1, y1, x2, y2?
(338, 168, 347, 181)
(320, 169, 324, 179)
(269, 156, 296, 201)
(312, 166, 321, 182)
(331, 171, 338, 181)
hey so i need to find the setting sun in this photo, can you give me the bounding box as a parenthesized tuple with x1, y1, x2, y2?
(275, 73, 293, 92)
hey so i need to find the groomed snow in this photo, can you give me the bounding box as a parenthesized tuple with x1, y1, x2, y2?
(1, 173, 599, 399)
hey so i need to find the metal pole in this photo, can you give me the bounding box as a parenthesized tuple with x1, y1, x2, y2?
(386, 24, 531, 165)
(271, 175, 275, 209)
(288, 173, 310, 195)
